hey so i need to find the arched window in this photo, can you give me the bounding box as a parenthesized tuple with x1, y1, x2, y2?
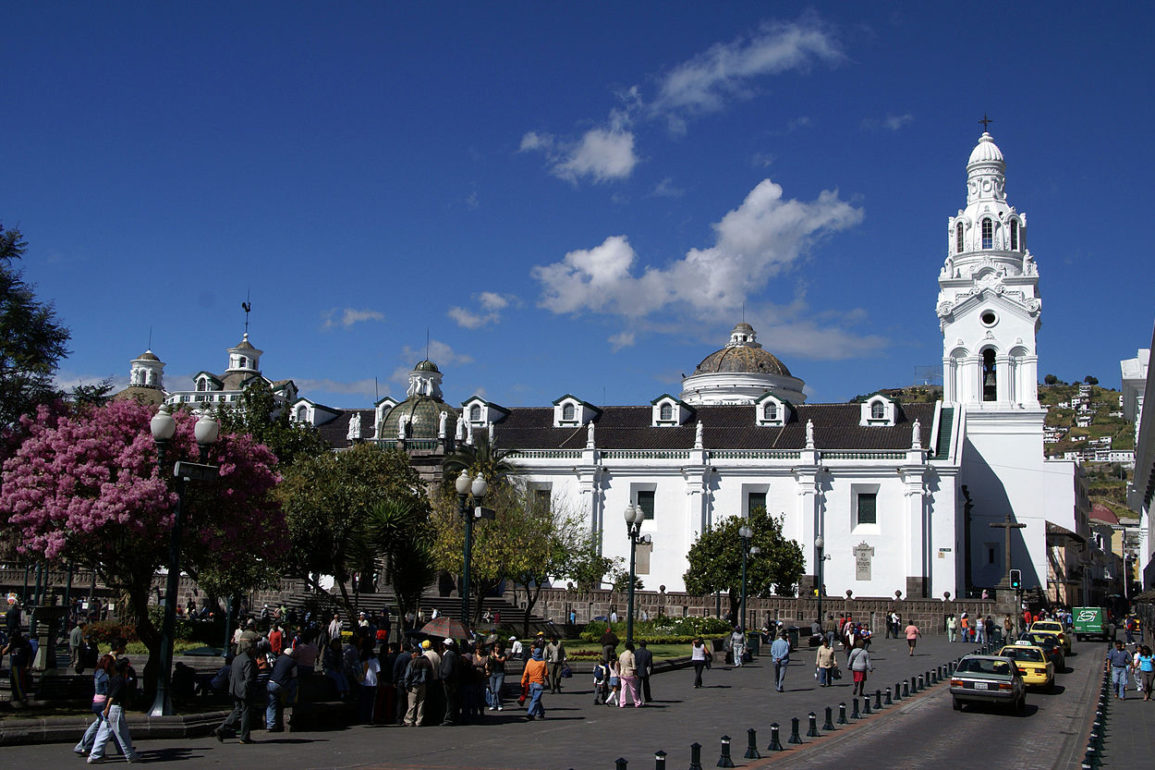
(1010, 219, 1019, 251)
(982, 349, 997, 402)
(238, 356, 247, 369)
(763, 402, 778, 420)
(956, 222, 964, 253)
(562, 403, 575, 421)
(470, 405, 481, 421)
(197, 378, 206, 392)
(659, 403, 672, 421)
(981, 219, 993, 249)
(871, 401, 885, 419)
(296, 406, 308, 422)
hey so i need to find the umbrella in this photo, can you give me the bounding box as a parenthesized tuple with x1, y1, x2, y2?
(420, 616, 469, 639)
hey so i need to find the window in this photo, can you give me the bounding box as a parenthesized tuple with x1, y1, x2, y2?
(763, 402, 777, 420)
(981, 218, 993, 249)
(470, 404, 481, 421)
(956, 222, 964, 253)
(296, 406, 308, 422)
(982, 349, 997, 401)
(988, 546, 996, 565)
(871, 401, 885, 419)
(856, 493, 877, 525)
(197, 378, 207, 392)
(637, 490, 655, 520)
(562, 403, 575, 421)
(659, 403, 672, 421)
(1010, 219, 1019, 251)
(747, 492, 766, 515)
(533, 488, 551, 514)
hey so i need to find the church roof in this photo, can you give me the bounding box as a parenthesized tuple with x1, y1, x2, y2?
(967, 132, 1004, 166)
(495, 401, 936, 452)
(111, 386, 166, 406)
(379, 394, 458, 441)
(693, 344, 792, 377)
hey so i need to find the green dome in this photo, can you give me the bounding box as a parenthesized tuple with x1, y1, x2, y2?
(414, 359, 440, 373)
(380, 395, 458, 441)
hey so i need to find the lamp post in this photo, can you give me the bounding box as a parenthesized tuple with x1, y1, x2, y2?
(815, 535, 826, 627)
(149, 406, 219, 717)
(623, 503, 651, 646)
(456, 470, 488, 628)
(738, 526, 760, 632)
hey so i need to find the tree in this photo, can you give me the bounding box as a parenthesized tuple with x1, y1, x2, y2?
(0, 224, 71, 431)
(277, 443, 431, 614)
(1084, 375, 1099, 386)
(567, 541, 616, 592)
(0, 400, 284, 695)
(1043, 374, 1059, 386)
(682, 510, 804, 621)
(216, 378, 328, 466)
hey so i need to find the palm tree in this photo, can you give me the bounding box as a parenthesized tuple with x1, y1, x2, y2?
(441, 434, 513, 489)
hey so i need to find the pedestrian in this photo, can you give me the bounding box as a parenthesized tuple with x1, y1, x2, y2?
(403, 648, 432, 726)
(959, 613, 970, 643)
(2, 629, 32, 707)
(392, 642, 413, 723)
(1133, 645, 1154, 701)
(488, 642, 508, 711)
(635, 640, 654, 703)
(509, 635, 525, 661)
(69, 620, 87, 669)
(521, 647, 548, 720)
(690, 637, 709, 689)
(85, 657, 141, 764)
(848, 638, 873, 697)
(904, 620, 922, 656)
(592, 657, 609, 705)
(359, 639, 381, 723)
(606, 658, 621, 705)
(545, 635, 567, 693)
(327, 613, 342, 644)
(770, 631, 791, 693)
(618, 642, 642, 708)
(975, 616, 985, 645)
(815, 636, 838, 687)
(266, 646, 298, 732)
(1108, 640, 1131, 699)
(730, 626, 746, 667)
(946, 613, 957, 643)
(600, 625, 619, 664)
(215, 643, 258, 743)
(1003, 615, 1014, 642)
(439, 638, 460, 726)
(73, 653, 115, 757)
(323, 637, 350, 699)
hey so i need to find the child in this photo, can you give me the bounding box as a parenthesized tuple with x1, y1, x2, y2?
(606, 659, 621, 706)
(592, 657, 609, 705)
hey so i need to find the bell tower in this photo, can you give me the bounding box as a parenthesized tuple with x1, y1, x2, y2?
(937, 130, 1041, 409)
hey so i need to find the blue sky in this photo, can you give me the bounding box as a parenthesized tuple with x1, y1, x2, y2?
(3, 2, 1152, 410)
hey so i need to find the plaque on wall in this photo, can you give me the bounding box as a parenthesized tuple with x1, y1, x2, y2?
(853, 542, 875, 581)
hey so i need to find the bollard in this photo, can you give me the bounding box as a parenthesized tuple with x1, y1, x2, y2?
(767, 723, 784, 752)
(862, 696, 872, 715)
(903, 680, 911, 698)
(823, 706, 836, 731)
(894, 681, 903, 701)
(616, 760, 628, 770)
(807, 712, 820, 737)
(885, 687, 893, 706)
(743, 729, 761, 760)
(851, 697, 861, 719)
(788, 717, 804, 745)
(716, 735, 735, 768)
(689, 742, 703, 770)
(918, 675, 925, 691)
(874, 689, 883, 710)
(911, 675, 918, 692)
(654, 750, 667, 770)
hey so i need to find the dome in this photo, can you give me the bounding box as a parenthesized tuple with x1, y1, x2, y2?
(379, 395, 458, 441)
(136, 350, 160, 362)
(415, 359, 440, 373)
(693, 345, 792, 378)
(967, 133, 1004, 166)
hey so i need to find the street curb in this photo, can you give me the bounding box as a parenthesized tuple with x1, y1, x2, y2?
(0, 710, 227, 747)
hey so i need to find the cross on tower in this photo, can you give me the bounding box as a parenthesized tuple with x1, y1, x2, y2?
(979, 113, 993, 133)
(989, 513, 1026, 586)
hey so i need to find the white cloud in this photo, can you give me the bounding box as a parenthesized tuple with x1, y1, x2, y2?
(862, 113, 914, 131)
(650, 178, 684, 198)
(448, 292, 517, 329)
(651, 20, 842, 123)
(322, 307, 385, 330)
(608, 331, 636, 351)
(522, 112, 639, 184)
(519, 131, 554, 152)
(295, 378, 379, 398)
(53, 371, 128, 393)
(400, 340, 473, 368)
(533, 178, 863, 319)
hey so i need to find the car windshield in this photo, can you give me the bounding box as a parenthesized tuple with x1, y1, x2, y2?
(1001, 647, 1044, 662)
(1034, 623, 1061, 632)
(957, 658, 1012, 676)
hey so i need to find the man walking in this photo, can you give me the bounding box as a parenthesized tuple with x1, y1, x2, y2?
(266, 646, 298, 732)
(545, 635, 567, 693)
(635, 640, 654, 703)
(215, 644, 257, 743)
(439, 639, 460, 726)
(770, 631, 791, 693)
(69, 620, 87, 669)
(1108, 640, 1132, 699)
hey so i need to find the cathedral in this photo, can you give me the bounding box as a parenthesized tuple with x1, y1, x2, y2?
(116, 131, 1095, 604)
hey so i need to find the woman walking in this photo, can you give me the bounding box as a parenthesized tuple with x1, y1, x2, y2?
(73, 653, 115, 757)
(690, 637, 709, 688)
(904, 620, 922, 656)
(521, 647, 548, 721)
(86, 657, 141, 763)
(847, 639, 873, 697)
(488, 642, 508, 711)
(1134, 645, 1155, 701)
(618, 642, 642, 708)
(814, 637, 838, 687)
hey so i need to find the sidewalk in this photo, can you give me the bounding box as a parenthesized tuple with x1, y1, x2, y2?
(1094, 642, 1155, 767)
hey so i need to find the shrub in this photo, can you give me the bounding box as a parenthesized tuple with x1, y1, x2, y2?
(86, 620, 139, 645)
(580, 616, 731, 643)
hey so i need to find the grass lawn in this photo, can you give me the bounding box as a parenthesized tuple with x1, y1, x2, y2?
(564, 641, 715, 661)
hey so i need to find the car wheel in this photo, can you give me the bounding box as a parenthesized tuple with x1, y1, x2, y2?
(952, 697, 962, 711)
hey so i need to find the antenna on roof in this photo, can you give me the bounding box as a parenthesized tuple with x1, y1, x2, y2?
(741, 302, 745, 323)
(241, 290, 252, 336)
(375, 377, 379, 402)
(147, 326, 153, 351)
(425, 329, 430, 361)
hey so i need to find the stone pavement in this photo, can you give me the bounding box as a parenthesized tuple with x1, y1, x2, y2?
(1, 633, 1004, 769)
(1092, 641, 1155, 767)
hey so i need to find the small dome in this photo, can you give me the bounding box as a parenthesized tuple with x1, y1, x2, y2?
(693, 345, 792, 377)
(414, 359, 440, 373)
(136, 350, 160, 362)
(967, 133, 1004, 166)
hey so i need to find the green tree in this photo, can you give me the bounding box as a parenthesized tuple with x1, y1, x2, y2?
(566, 541, 615, 592)
(1084, 375, 1099, 385)
(683, 509, 804, 621)
(0, 224, 70, 431)
(277, 443, 431, 613)
(1043, 374, 1059, 385)
(216, 378, 328, 466)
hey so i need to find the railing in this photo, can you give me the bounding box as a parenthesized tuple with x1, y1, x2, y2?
(708, 450, 801, 460)
(507, 449, 583, 460)
(601, 449, 691, 460)
(821, 450, 908, 460)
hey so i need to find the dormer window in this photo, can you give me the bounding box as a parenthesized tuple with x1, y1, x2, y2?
(562, 403, 575, 421)
(956, 222, 964, 253)
(871, 401, 884, 420)
(554, 395, 599, 427)
(860, 394, 897, 426)
(981, 218, 993, 249)
(295, 406, 308, 423)
(755, 393, 789, 426)
(470, 404, 482, 421)
(659, 403, 672, 421)
(196, 378, 207, 392)
(764, 402, 778, 421)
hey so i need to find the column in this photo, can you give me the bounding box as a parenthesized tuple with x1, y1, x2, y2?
(996, 354, 1011, 403)
(901, 465, 928, 598)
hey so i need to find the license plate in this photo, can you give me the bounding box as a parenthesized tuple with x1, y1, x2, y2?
(973, 682, 988, 690)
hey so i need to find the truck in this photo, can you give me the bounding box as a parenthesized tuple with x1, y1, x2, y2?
(1072, 606, 1114, 642)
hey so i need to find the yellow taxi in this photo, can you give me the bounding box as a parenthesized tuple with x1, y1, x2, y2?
(997, 641, 1055, 690)
(1029, 620, 1071, 655)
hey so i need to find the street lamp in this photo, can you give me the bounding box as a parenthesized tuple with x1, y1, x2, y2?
(456, 470, 489, 629)
(738, 526, 760, 632)
(149, 406, 219, 717)
(815, 535, 826, 629)
(623, 503, 652, 646)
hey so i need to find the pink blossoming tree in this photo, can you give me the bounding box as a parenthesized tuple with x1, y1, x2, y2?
(0, 400, 285, 690)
